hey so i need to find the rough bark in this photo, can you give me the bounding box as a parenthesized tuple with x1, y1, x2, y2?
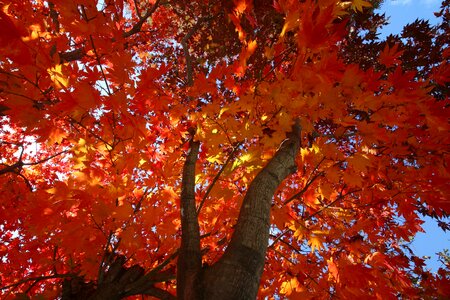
(177, 137, 203, 299)
(201, 122, 301, 299)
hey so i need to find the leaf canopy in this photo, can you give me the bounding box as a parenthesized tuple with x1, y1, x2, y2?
(0, 0, 449, 298)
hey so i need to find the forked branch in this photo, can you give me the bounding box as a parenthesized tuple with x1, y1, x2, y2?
(203, 121, 302, 299)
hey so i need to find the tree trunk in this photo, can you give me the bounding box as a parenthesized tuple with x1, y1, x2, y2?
(178, 123, 301, 299)
(177, 138, 203, 299)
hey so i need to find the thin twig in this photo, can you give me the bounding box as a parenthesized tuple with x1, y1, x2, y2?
(89, 35, 111, 95)
(146, 250, 179, 275)
(283, 171, 324, 205)
(133, 187, 150, 213)
(272, 247, 337, 298)
(98, 230, 114, 284)
(48, 2, 60, 32)
(196, 143, 242, 214)
(0, 274, 76, 291)
(133, 0, 142, 18)
(283, 156, 326, 205)
(0, 150, 68, 175)
(268, 228, 290, 249)
(258, 45, 295, 82)
(17, 172, 33, 191)
(306, 187, 361, 221)
(124, 0, 161, 38)
(69, 117, 113, 148)
(23, 150, 68, 166)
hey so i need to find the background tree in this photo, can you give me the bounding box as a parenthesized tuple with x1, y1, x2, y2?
(0, 0, 449, 299)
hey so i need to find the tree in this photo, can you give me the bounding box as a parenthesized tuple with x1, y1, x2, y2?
(0, 0, 449, 298)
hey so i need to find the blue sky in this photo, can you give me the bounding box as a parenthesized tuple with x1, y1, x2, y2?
(378, 0, 443, 37)
(376, 0, 449, 272)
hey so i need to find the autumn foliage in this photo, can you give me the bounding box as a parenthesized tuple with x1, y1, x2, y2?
(0, 0, 449, 299)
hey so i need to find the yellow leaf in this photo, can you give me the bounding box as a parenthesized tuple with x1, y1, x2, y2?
(289, 222, 306, 241)
(332, 207, 354, 221)
(308, 235, 323, 252)
(311, 144, 320, 154)
(46, 187, 57, 194)
(207, 153, 223, 164)
(351, 0, 371, 12)
(47, 64, 69, 89)
(73, 155, 87, 169)
(337, 1, 352, 15)
(300, 144, 320, 161)
(195, 173, 203, 184)
(47, 127, 68, 145)
(231, 152, 253, 171)
(280, 277, 300, 296)
(72, 171, 87, 182)
(300, 148, 309, 160)
(247, 39, 257, 53)
(311, 229, 329, 235)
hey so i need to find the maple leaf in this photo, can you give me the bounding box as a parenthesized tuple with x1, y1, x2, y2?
(0, 9, 32, 64)
(308, 235, 324, 252)
(1, 0, 448, 299)
(327, 258, 339, 282)
(348, 153, 371, 172)
(47, 64, 69, 89)
(280, 277, 301, 296)
(236, 39, 257, 76)
(379, 43, 404, 67)
(351, 0, 371, 12)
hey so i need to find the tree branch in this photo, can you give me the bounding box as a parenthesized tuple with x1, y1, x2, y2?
(0, 150, 68, 176)
(203, 121, 302, 299)
(23, 150, 69, 166)
(306, 187, 361, 221)
(148, 249, 179, 275)
(177, 130, 202, 298)
(59, 48, 86, 63)
(89, 35, 111, 95)
(123, 0, 161, 38)
(0, 273, 76, 292)
(228, 120, 301, 251)
(58, 0, 161, 63)
(285, 172, 323, 205)
(48, 2, 60, 33)
(197, 143, 241, 214)
(181, 17, 211, 86)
